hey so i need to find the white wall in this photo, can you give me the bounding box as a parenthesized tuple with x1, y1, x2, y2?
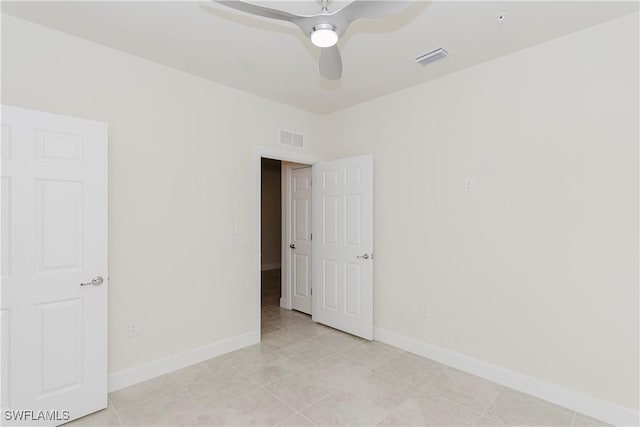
(261, 159, 281, 269)
(321, 13, 639, 411)
(1, 14, 324, 374)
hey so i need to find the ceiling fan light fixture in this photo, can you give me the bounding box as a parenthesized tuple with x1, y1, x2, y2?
(311, 24, 338, 48)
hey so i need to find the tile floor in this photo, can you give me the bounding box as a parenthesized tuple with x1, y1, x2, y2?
(69, 270, 611, 426)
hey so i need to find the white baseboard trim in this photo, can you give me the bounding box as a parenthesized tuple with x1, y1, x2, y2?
(261, 262, 281, 271)
(108, 331, 259, 392)
(374, 327, 638, 427)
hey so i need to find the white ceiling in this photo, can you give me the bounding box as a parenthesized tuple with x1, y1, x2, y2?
(2, 1, 638, 114)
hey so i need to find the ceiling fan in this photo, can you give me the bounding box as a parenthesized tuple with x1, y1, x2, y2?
(215, 0, 414, 80)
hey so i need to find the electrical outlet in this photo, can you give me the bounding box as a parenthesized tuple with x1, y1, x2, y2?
(464, 178, 474, 192)
(128, 321, 139, 337)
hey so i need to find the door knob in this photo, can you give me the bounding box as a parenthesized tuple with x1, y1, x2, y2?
(357, 253, 370, 260)
(289, 243, 296, 249)
(81, 276, 104, 287)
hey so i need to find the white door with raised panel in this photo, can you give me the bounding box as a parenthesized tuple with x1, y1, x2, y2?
(1, 106, 108, 426)
(312, 155, 373, 340)
(289, 167, 312, 315)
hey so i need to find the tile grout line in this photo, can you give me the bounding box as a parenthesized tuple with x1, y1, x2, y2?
(109, 382, 184, 414)
(295, 411, 316, 426)
(289, 388, 346, 424)
(367, 370, 439, 427)
(180, 383, 208, 417)
(472, 386, 504, 427)
(258, 383, 306, 424)
(108, 398, 125, 427)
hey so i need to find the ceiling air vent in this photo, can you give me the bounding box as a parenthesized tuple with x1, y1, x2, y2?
(280, 130, 304, 148)
(415, 48, 448, 66)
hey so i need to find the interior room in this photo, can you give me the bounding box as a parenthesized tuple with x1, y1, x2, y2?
(1, 1, 638, 426)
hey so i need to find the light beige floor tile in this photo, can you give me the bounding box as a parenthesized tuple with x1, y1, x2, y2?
(426, 368, 502, 413)
(262, 329, 309, 350)
(306, 353, 372, 389)
(286, 320, 335, 337)
(204, 388, 295, 426)
(222, 343, 278, 367)
(484, 388, 574, 426)
(375, 352, 447, 386)
(342, 370, 418, 411)
(277, 413, 316, 427)
(117, 389, 201, 427)
(269, 312, 315, 328)
(301, 389, 389, 426)
(169, 358, 231, 386)
(231, 348, 300, 372)
(474, 415, 506, 426)
(376, 389, 480, 426)
(262, 321, 283, 335)
(241, 352, 306, 385)
(178, 411, 220, 427)
(65, 406, 121, 426)
(276, 338, 341, 366)
(307, 332, 363, 350)
(109, 374, 181, 411)
(263, 367, 339, 411)
(184, 368, 259, 410)
(572, 413, 613, 427)
(344, 341, 403, 368)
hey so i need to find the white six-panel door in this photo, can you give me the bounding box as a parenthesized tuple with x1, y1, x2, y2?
(1, 106, 108, 426)
(312, 155, 373, 340)
(289, 167, 312, 315)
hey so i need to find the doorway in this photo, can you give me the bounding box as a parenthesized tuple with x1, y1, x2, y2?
(260, 158, 312, 333)
(254, 147, 374, 341)
(260, 158, 283, 317)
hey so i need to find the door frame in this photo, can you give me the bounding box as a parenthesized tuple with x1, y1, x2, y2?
(253, 146, 319, 338)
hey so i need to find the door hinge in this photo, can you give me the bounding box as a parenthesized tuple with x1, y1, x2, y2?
(311, 288, 313, 295)
(310, 233, 312, 241)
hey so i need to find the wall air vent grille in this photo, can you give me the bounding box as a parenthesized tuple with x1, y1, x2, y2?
(280, 130, 304, 148)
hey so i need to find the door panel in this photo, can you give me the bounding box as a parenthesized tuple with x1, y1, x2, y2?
(37, 299, 84, 396)
(1, 106, 108, 426)
(312, 155, 373, 340)
(323, 196, 338, 244)
(293, 253, 309, 297)
(322, 259, 339, 310)
(345, 263, 362, 316)
(289, 167, 312, 314)
(36, 179, 84, 272)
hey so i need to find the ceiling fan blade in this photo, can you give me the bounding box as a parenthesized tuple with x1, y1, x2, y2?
(215, 1, 302, 23)
(335, 0, 414, 23)
(319, 45, 342, 80)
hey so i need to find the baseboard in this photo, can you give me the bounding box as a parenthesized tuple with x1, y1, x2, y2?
(261, 262, 281, 271)
(373, 327, 638, 427)
(108, 331, 259, 392)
